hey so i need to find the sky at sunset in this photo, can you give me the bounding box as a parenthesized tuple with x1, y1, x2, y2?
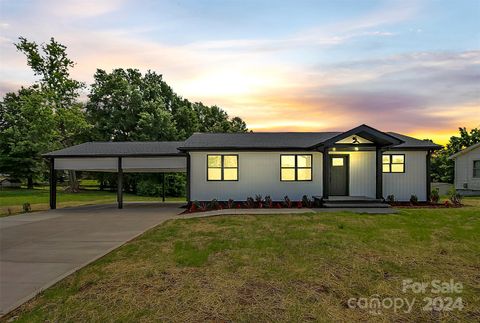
(0, 0, 479, 144)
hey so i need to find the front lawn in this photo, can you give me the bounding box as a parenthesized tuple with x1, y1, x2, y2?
(7, 203, 479, 322)
(0, 187, 185, 216)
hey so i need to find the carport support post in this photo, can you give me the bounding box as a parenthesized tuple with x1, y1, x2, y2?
(322, 147, 330, 199)
(162, 173, 165, 202)
(117, 157, 123, 209)
(49, 158, 56, 209)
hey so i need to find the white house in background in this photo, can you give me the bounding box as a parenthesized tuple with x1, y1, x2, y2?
(449, 142, 480, 195)
(44, 124, 442, 209)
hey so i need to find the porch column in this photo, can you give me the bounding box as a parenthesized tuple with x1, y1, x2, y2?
(322, 147, 330, 199)
(117, 157, 123, 209)
(49, 158, 57, 210)
(426, 150, 432, 202)
(375, 147, 383, 199)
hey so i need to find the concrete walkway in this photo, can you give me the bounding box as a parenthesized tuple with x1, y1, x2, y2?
(0, 203, 183, 316)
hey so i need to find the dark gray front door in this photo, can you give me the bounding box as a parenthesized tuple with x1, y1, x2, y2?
(329, 155, 349, 196)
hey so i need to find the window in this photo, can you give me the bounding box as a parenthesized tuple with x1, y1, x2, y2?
(281, 155, 312, 181)
(207, 155, 238, 181)
(332, 157, 344, 167)
(474, 160, 480, 178)
(382, 154, 405, 173)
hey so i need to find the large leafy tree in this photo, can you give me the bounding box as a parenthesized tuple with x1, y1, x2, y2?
(431, 127, 480, 183)
(0, 87, 58, 187)
(14, 37, 90, 191)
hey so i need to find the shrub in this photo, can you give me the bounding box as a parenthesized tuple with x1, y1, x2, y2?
(410, 195, 418, 204)
(245, 197, 255, 208)
(283, 196, 292, 208)
(22, 203, 31, 213)
(386, 195, 395, 203)
(448, 188, 462, 206)
(430, 188, 440, 203)
(199, 202, 207, 211)
(302, 195, 312, 208)
(208, 199, 220, 210)
(264, 195, 273, 208)
(255, 194, 263, 208)
(227, 199, 234, 209)
(136, 179, 162, 197)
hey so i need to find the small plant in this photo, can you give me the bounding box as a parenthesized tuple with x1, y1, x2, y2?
(188, 201, 198, 213)
(208, 199, 220, 210)
(448, 188, 462, 206)
(227, 199, 234, 209)
(23, 203, 31, 213)
(409, 195, 418, 204)
(302, 195, 312, 208)
(255, 194, 264, 208)
(297, 201, 303, 208)
(236, 203, 242, 209)
(386, 195, 395, 203)
(430, 188, 440, 203)
(264, 195, 273, 208)
(283, 196, 292, 208)
(245, 197, 255, 208)
(199, 202, 207, 212)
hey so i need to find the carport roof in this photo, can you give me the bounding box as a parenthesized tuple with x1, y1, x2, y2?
(43, 141, 186, 158)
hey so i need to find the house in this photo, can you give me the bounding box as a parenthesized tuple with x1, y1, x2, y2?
(0, 177, 21, 188)
(43, 124, 441, 209)
(449, 142, 480, 195)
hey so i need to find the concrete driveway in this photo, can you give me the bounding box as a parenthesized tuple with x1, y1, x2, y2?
(0, 203, 183, 316)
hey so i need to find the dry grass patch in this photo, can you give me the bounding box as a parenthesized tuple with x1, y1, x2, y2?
(5, 208, 480, 322)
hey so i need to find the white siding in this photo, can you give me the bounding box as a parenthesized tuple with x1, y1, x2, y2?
(123, 157, 186, 173)
(329, 151, 376, 198)
(454, 146, 480, 190)
(190, 151, 323, 201)
(383, 150, 427, 201)
(54, 157, 186, 173)
(55, 158, 118, 171)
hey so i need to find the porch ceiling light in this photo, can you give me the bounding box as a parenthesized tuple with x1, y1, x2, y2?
(354, 147, 359, 151)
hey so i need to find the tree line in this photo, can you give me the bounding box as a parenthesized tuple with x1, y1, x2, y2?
(0, 37, 247, 195)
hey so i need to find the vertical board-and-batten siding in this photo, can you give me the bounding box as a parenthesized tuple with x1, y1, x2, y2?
(454, 146, 480, 190)
(189, 151, 323, 201)
(328, 151, 376, 198)
(383, 150, 427, 201)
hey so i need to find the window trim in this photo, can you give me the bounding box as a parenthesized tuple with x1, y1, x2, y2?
(280, 154, 313, 182)
(382, 153, 406, 173)
(206, 154, 239, 181)
(473, 160, 480, 178)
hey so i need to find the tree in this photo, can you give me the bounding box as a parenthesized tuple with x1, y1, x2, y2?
(14, 37, 89, 191)
(0, 87, 58, 187)
(431, 127, 480, 183)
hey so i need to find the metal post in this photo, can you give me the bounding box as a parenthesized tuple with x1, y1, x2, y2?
(117, 157, 123, 209)
(376, 147, 383, 200)
(49, 158, 57, 209)
(162, 173, 165, 202)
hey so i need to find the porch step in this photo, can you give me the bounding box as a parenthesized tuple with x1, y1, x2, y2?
(323, 202, 390, 208)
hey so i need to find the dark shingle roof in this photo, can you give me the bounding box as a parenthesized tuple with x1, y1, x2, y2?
(179, 131, 441, 150)
(43, 141, 185, 157)
(387, 132, 442, 149)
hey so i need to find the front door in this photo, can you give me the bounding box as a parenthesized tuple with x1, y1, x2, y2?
(330, 155, 349, 196)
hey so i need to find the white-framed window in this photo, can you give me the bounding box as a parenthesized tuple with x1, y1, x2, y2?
(473, 160, 480, 178)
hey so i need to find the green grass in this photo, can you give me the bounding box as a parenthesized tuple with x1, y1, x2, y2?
(0, 187, 185, 216)
(6, 201, 480, 322)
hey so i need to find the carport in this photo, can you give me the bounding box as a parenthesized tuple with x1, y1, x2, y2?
(43, 141, 188, 209)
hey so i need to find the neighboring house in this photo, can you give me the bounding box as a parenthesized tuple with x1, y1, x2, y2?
(0, 177, 21, 188)
(44, 124, 441, 209)
(449, 142, 480, 195)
